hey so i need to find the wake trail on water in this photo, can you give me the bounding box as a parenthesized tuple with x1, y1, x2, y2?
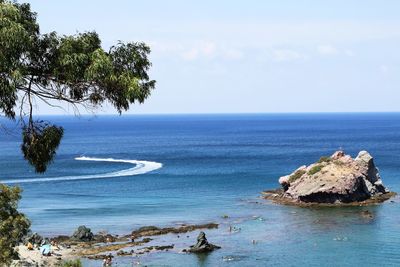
(2, 156, 163, 184)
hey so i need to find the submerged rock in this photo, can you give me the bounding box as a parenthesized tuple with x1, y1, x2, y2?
(184, 232, 220, 253)
(265, 150, 395, 205)
(72, 225, 94, 242)
(360, 210, 374, 219)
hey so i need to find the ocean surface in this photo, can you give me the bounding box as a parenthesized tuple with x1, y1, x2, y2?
(1, 113, 400, 266)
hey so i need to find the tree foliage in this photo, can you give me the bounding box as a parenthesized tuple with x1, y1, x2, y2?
(0, 0, 155, 172)
(21, 121, 63, 173)
(0, 185, 30, 265)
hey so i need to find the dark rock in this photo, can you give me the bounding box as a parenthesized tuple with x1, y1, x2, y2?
(360, 210, 374, 219)
(72, 225, 94, 242)
(24, 232, 43, 246)
(117, 250, 133, 256)
(13, 260, 38, 267)
(87, 255, 105, 260)
(51, 235, 70, 243)
(136, 245, 174, 254)
(93, 233, 117, 243)
(152, 245, 174, 251)
(130, 223, 218, 239)
(186, 232, 220, 253)
(136, 226, 159, 232)
(87, 254, 113, 260)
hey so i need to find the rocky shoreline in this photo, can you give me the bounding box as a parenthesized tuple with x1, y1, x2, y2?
(13, 150, 397, 266)
(263, 150, 396, 206)
(262, 188, 396, 207)
(13, 223, 220, 266)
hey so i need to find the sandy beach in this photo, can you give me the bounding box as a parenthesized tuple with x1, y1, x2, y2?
(12, 244, 76, 266)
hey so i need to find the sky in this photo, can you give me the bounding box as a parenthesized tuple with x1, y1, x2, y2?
(25, 0, 400, 114)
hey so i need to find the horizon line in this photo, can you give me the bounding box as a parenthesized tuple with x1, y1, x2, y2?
(27, 111, 400, 117)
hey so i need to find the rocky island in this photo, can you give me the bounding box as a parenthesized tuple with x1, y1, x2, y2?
(263, 150, 396, 206)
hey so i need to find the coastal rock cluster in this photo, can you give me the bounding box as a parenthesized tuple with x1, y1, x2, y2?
(14, 223, 221, 266)
(184, 232, 221, 253)
(266, 150, 394, 204)
(72, 225, 94, 242)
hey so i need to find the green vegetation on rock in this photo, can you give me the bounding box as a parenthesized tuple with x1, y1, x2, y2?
(318, 156, 331, 163)
(333, 160, 345, 166)
(308, 164, 323, 175)
(288, 169, 306, 183)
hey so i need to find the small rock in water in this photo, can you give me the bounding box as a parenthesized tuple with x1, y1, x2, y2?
(360, 210, 374, 219)
(185, 232, 221, 253)
(231, 227, 241, 233)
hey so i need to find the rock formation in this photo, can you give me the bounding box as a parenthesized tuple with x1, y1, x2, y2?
(185, 232, 220, 253)
(265, 150, 394, 205)
(24, 232, 43, 246)
(130, 223, 218, 240)
(72, 225, 94, 242)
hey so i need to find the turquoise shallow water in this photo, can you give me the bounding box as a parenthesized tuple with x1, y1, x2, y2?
(1, 113, 400, 266)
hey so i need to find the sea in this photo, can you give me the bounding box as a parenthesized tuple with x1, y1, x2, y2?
(1, 113, 400, 266)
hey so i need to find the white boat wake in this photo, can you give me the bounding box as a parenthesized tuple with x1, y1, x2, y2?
(2, 156, 163, 184)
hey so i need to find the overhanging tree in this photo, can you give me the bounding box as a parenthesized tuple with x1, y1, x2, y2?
(1, 0, 156, 173)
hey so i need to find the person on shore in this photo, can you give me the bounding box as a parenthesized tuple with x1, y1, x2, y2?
(103, 254, 112, 266)
(51, 240, 60, 250)
(27, 242, 33, 250)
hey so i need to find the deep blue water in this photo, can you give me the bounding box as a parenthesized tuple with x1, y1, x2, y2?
(1, 113, 400, 266)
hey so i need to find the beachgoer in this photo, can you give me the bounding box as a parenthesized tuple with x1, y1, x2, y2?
(51, 240, 60, 250)
(105, 254, 112, 266)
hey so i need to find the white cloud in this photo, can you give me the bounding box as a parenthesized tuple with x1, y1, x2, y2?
(344, 49, 354, 57)
(180, 42, 246, 61)
(201, 42, 217, 56)
(380, 64, 389, 74)
(317, 44, 338, 55)
(182, 48, 200, 60)
(272, 49, 307, 62)
(222, 48, 243, 60)
(121, 20, 400, 50)
(181, 42, 217, 61)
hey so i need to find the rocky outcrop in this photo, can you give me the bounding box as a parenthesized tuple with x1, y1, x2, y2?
(265, 151, 394, 205)
(24, 232, 43, 246)
(130, 223, 218, 240)
(184, 232, 220, 253)
(72, 225, 94, 242)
